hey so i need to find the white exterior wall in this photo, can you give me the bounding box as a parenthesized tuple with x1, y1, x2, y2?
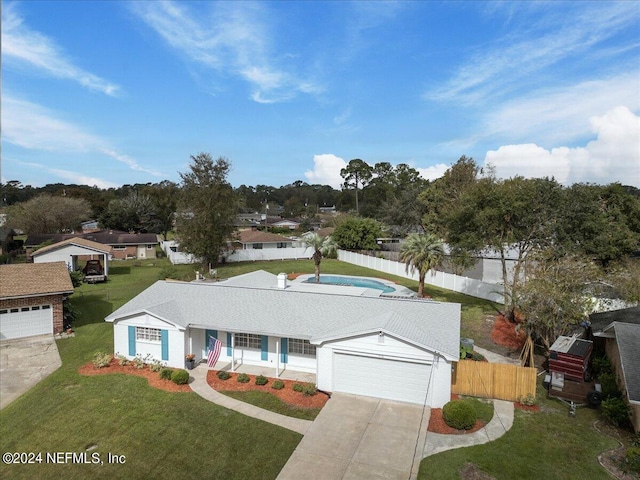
(316, 332, 452, 408)
(33, 250, 74, 270)
(113, 314, 185, 369)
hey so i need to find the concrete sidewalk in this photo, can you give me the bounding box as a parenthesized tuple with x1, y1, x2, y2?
(422, 399, 514, 457)
(188, 365, 312, 435)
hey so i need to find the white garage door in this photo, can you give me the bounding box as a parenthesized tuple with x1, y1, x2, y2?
(333, 352, 432, 405)
(0, 305, 53, 340)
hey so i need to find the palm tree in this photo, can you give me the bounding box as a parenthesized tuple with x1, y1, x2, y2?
(399, 233, 444, 297)
(303, 233, 338, 282)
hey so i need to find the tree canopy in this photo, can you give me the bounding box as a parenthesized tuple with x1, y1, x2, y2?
(302, 233, 337, 282)
(399, 233, 444, 297)
(175, 154, 238, 267)
(6, 193, 91, 234)
(332, 217, 383, 250)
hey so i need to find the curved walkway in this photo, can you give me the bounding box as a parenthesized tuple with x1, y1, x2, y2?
(188, 365, 312, 435)
(422, 399, 514, 457)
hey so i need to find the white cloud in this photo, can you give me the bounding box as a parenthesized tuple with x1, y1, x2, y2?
(131, 1, 322, 103)
(481, 73, 640, 146)
(484, 106, 640, 186)
(46, 167, 119, 190)
(416, 164, 449, 182)
(304, 154, 347, 188)
(1, 3, 121, 96)
(1, 95, 161, 178)
(426, 2, 638, 105)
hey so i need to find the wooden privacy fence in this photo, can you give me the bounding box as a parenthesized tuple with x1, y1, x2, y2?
(452, 360, 537, 402)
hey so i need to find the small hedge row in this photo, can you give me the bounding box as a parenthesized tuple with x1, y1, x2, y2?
(215, 371, 315, 394)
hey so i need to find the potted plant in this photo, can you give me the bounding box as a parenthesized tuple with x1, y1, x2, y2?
(185, 354, 195, 370)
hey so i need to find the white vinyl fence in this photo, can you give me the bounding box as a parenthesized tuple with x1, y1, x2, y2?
(161, 241, 312, 265)
(338, 250, 504, 303)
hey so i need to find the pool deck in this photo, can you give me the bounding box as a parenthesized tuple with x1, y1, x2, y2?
(291, 274, 416, 298)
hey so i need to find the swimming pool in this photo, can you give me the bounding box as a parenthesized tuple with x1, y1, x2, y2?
(303, 275, 397, 294)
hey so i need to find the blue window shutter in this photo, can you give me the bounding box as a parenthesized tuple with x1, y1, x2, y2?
(281, 338, 288, 364)
(128, 326, 136, 356)
(261, 336, 268, 361)
(226, 332, 232, 356)
(205, 329, 218, 353)
(161, 330, 169, 361)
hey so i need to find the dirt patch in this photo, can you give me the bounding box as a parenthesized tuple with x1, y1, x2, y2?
(78, 359, 191, 393)
(490, 314, 526, 350)
(459, 463, 497, 480)
(514, 402, 541, 412)
(207, 370, 329, 409)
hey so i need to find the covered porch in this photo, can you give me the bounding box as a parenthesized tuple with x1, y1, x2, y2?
(193, 359, 316, 383)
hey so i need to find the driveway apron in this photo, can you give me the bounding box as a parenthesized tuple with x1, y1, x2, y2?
(278, 393, 430, 480)
(0, 334, 62, 410)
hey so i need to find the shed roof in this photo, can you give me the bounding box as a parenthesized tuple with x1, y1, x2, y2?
(0, 262, 74, 299)
(106, 273, 461, 360)
(31, 237, 113, 256)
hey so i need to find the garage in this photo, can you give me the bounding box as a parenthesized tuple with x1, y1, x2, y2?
(0, 305, 53, 340)
(333, 352, 433, 404)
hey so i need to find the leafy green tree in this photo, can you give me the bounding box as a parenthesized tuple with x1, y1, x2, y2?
(144, 181, 179, 240)
(445, 175, 563, 318)
(175, 154, 238, 267)
(558, 183, 640, 267)
(100, 191, 159, 233)
(399, 233, 444, 297)
(340, 159, 373, 215)
(302, 233, 338, 282)
(6, 193, 91, 234)
(332, 217, 383, 250)
(517, 249, 602, 355)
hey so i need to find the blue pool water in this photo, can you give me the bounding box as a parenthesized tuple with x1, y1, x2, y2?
(304, 275, 396, 294)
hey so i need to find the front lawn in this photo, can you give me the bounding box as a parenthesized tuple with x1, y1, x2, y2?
(222, 391, 322, 421)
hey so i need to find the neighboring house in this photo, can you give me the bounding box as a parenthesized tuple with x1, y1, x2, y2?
(31, 238, 112, 281)
(81, 220, 100, 233)
(0, 262, 74, 339)
(25, 230, 159, 260)
(234, 230, 295, 250)
(588, 306, 640, 432)
(270, 218, 300, 230)
(105, 270, 461, 407)
(234, 214, 262, 231)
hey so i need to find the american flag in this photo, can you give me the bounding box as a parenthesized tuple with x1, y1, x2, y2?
(207, 336, 222, 368)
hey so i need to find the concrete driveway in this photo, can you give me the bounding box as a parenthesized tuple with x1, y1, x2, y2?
(278, 393, 430, 480)
(0, 335, 62, 410)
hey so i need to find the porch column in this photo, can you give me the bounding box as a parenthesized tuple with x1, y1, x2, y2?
(231, 333, 235, 372)
(275, 340, 280, 378)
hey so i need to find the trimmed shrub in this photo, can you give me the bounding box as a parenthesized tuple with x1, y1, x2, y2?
(292, 383, 303, 393)
(442, 400, 477, 430)
(217, 370, 231, 381)
(518, 393, 537, 406)
(591, 355, 612, 376)
(171, 369, 190, 385)
(626, 446, 640, 474)
(159, 368, 173, 380)
(92, 352, 112, 368)
(255, 375, 268, 386)
(598, 372, 622, 400)
(302, 384, 317, 396)
(272, 380, 285, 390)
(601, 397, 630, 427)
(237, 373, 250, 383)
(116, 354, 129, 366)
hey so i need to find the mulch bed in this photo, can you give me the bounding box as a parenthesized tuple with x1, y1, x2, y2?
(78, 359, 191, 392)
(206, 370, 329, 409)
(490, 314, 527, 350)
(427, 408, 486, 434)
(514, 402, 540, 412)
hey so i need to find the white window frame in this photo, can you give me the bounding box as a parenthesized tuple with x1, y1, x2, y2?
(235, 333, 262, 349)
(288, 338, 316, 357)
(136, 326, 161, 342)
(113, 245, 126, 251)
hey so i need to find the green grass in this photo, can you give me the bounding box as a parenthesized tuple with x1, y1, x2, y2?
(221, 391, 322, 421)
(419, 379, 618, 480)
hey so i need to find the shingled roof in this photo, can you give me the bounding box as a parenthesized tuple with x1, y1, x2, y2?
(31, 237, 113, 256)
(0, 262, 74, 299)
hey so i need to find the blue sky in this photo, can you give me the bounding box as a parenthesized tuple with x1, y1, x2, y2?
(2, 0, 639, 190)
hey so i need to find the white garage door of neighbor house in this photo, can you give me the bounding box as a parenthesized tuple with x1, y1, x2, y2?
(333, 352, 432, 405)
(0, 306, 53, 340)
